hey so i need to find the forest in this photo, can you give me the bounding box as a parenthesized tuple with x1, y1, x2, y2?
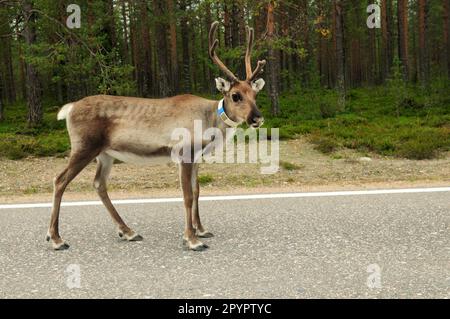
(0, 0, 449, 160)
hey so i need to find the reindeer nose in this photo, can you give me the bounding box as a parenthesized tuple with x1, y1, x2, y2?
(253, 116, 264, 124)
(251, 116, 264, 128)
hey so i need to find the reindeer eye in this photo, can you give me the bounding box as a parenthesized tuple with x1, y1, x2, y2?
(232, 93, 242, 102)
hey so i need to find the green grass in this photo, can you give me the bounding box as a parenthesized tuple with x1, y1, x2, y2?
(280, 161, 303, 171)
(0, 81, 449, 160)
(198, 174, 214, 185)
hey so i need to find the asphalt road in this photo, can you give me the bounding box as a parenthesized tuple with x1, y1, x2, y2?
(0, 190, 449, 299)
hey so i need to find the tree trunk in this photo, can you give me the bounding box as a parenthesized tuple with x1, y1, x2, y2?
(153, 0, 171, 97)
(443, 0, 450, 77)
(279, 1, 289, 91)
(54, 1, 67, 103)
(365, 0, 380, 85)
(231, 2, 240, 49)
(418, 0, 429, 86)
(411, 10, 418, 83)
(397, 0, 409, 81)
(121, 0, 130, 65)
(180, 0, 191, 92)
(167, 0, 179, 94)
(0, 7, 16, 104)
(223, 2, 232, 48)
(381, 0, 393, 80)
(190, 16, 197, 92)
(318, 0, 331, 87)
(223, 1, 233, 70)
(106, 0, 117, 51)
(255, 1, 266, 38)
(237, 0, 247, 78)
(17, 38, 27, 100)
(23, 0, 42, 125)
(204, 1, 214, 93)
(334, 0, 346, 109)
(139, 0, 152, 97)
(266, 0, 280, 116)
(237, 1, 246, 46)
(367, 0, 377, 84)
(129, 1, 138, 82)
(299, 0, 310, 85)
(4, 37, 16, 104)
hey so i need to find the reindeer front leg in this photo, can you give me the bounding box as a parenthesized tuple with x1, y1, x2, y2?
(180, 163, 208, 251)
(191, 164, 214, 238)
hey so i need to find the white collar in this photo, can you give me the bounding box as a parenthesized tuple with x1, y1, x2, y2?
(217, 99, 240, 127)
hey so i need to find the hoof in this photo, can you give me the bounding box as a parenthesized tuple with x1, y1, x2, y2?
(128, 234, 143, 241)
(183, 239, 209, 251)
(118, 231, 143, 242)
(53, 242, 70, 251)
(47, 232, 69, 250)
(197, 231, 214, 238)
(191, 243, 209, 251)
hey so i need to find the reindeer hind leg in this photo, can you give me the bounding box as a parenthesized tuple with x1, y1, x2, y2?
(47, 148, 100, 250)
(94, 152, 143, 242)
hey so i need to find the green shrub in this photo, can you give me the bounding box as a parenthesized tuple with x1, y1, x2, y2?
(399, 97, 425, 111)
(397, 140, 437, 160)
(336, 114, 368, 126)
(0, 142, 27, 160)
(0, 136, 33, 160)
(0, 133, 69, 159)
(280, 161, 303, 171)
(396, 129, 449, 160)
(319, 101, 337, 119)
(198, 174, 214, 185)
(373, 137, 396, 154)
(310, 135, 339, 154)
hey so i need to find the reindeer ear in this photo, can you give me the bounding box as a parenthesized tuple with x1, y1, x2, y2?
(215, 77, 231, 93)
(252, 79, 265, 93)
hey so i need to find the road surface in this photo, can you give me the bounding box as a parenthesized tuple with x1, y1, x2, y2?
(0, 189, 449, 298)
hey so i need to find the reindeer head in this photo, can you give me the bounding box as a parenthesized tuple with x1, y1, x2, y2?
(209, 21, 266, 128)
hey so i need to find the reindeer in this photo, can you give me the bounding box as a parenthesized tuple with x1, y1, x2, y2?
(46, 21, 266, 251)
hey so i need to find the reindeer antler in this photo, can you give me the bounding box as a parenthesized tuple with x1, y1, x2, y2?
(209, 21, 239, 82)
(209, 21, 266, 83)
(245, 26, 266, 82)
(245, 26, 255, 79)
